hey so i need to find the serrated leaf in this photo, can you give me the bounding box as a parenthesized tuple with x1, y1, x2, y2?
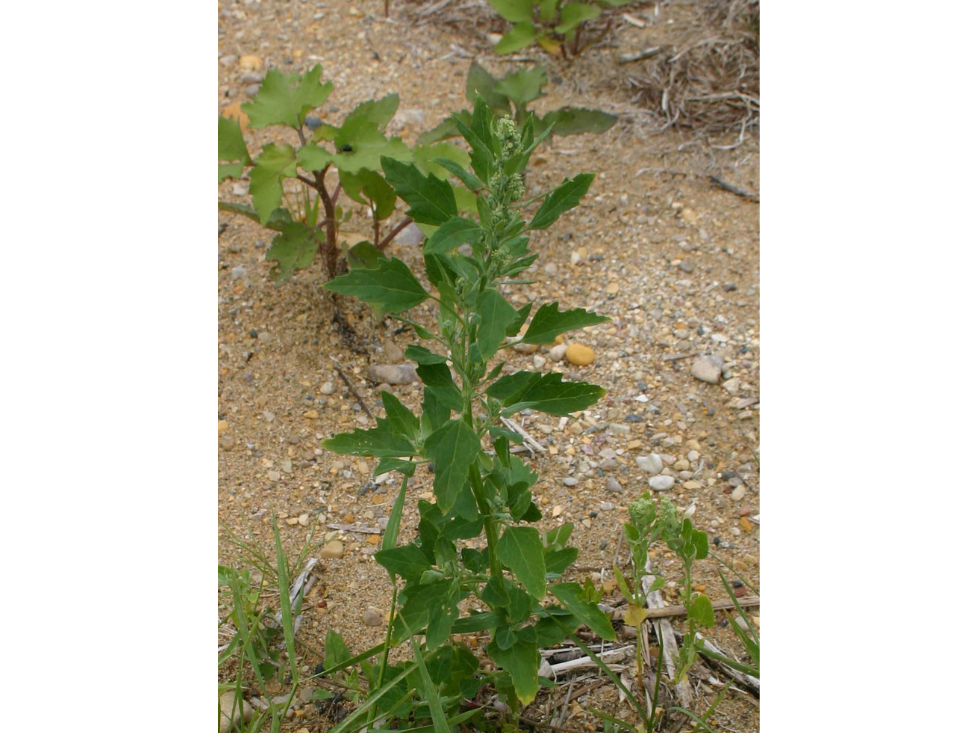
(296, 143, 330, 172)
(324, 257, 430, 314)
(497, 66, 548, 108)
(381, 157, 458, 225)
(381, 391, 420, 439)
(486, 370, 542, 405)
(323, 423, 415, 457)
(555, 2, 602, 34)
(421, 387, 451, 436)
(416, 114, 467, 145)
(340, 169, 397, 220)
(689, 594, 715, 628)
(416, 363, 464, 412)
(346, 240, 386, 270)
(521, 302, 610, 344)
(466, 61, 510, 113)
(218, 162, 243, 183)
(528, 173, 594, 230)
(218, 116, 251, 166)
(250, 144, 297, 224)
(495, 22, 538, 54)
(374, 545, 432, 582)
(487, 639, 540, 705)
(495, 625, 518, 650)
(541, 107, 618, 136)
(242, 66, 333, 130)
(434, 157, 483, 192)
(549, 583, 616, 641)
(424, 419, 480, 512)
(476, 289, 518, 359)
(506, 373, 606, 416)
(405, 345, 448, 365)
(497, 526, 546, 599)
(266, 222, 321, 281)
(346, 93, 400, 130)
(218, 201, 293, 232)
(506, 303, 533, 337)
(424, 216, 484, 256)
(324, 116, 412, 173)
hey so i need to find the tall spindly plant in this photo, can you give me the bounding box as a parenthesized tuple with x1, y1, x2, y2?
(322, 94, 613, 713)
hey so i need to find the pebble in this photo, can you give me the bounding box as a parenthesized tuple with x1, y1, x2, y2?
(563, 477, 579, 486)
(513, 342, 539, 353)
(566, 344, 595, 366)
(549, 344, 568, 362)
(298, 514, 310, 526)
(544, 263, 558, 276)
(383, 339, 404, 363)
(636, 454, 663, 475)
(722, 378, 740, 394)
(688, 450, 700, 462)
(731, 486, 747, 501)
(238, 55, 263, 71)
(218, 420, 229, 434)
(606, 477, 623, 493)
(649, 475, 675, 491)
(607, 423, 631, 436)
(304, 115, 324, 129)
(679, 260, 694, 273)
(220, 692, 253, 733)
(363, 608, 383, 627)
(322, 541, 344, 559)
(533, 355, 546, 369)
(691, 355, 723, 384)
(263, 411, 275, 423)
(267, 471, 281, 482)
(220, 435, 235, 450)
(231, 265, 247, 281)
(394, 223, 425, 247)
(367, 364, 418, 384)
(304, 410, 319, 419)
(320, 381, 335, 395)
(683, 480, 703, 490)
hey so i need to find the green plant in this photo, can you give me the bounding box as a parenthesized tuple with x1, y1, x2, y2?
(321, 95, 615, 717)
(419, 61, 616, 145)
(218, 65, 419, 282)
(488, 0, 633, 57)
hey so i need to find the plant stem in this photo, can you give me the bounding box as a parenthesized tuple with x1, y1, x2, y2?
(313, 167, 338, 277)
(369, 583, 399, 724)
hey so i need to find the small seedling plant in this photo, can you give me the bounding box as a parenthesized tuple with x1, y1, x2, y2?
(218, 65, 426, 282)
(321, 94, 618, 719)
(488, 0, 633, 57)
(420, 61, 617, 145)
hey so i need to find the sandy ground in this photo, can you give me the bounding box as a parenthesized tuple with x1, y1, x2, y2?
(218, 2, 759, 730)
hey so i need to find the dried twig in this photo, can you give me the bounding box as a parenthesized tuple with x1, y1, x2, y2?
(500, 416, 546, 456)
(614, 596, 760, 621)
(325, 523, 383, 534)
(330, 357, 374, 419)
(620, 46, 663, 64)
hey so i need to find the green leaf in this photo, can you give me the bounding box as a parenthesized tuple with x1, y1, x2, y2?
(324, 257, 430, 314)
(521, 302, 610, 344)
(487, 639, 540, 705)
(346, 240, 386, 270)
(541, 107, 618, 136)
(466, 61, 510, 113)
(249, 144, 297, 224)
(381, 157, 458, 226)
(528, 173, 594, 230)
(689, 594, 715, 628)
(497, 526, 546, 600)
(545, 547, 578, 575)
(381, 392, 420, 440)
(376, 457, 416, 477)
(346, 93, 400, 130)
(218, 201, 293, 232)
(497, 67, 548, 108)
(296, 143, 330, 172)
(476, 289, 519, 358)
(218, 116, 251, 166)
(324, 629, 352, 669)
(416, 113, 467, 145)
(555, 2, 602, 34)
(421, 387, 451, 436)
(405, 345, 448, 365)
(487, 0, 534, 23)
(266, 222, 321, 281)
(433, 157, 484, 192)
(504, 373, 605, 416)
(486, 370, 542, 404)
(339, 169, 397, 220)
(241, 66, 334, 130)
(452, 611, 506, 633)
(495, 22, 538, 54)
(375, 545, 432, 582)
(323, 423, 415, 457)
(218, 162, 243, 183)
(411, 637, 451, 733)
(424, 419, 480, 512)
(413, 142, 469, 180)
(506, 303, 533, 337)
(424, 216, 483, 256)
(330, 118, 412, 173)
(549, 583, 616, 641)
(416, 363, 464, 412)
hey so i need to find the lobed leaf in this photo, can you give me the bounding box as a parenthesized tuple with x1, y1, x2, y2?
(424, 216, 484, 255)
(242, 66, 333, 130)
(381, 157, 458, 226)
(324, 257, 430, 314)
(550, 582, 616, 641)
(487, 639, 540, 705)
(266, 222, 321, 281)
(528, 173, 595, 230)
(249, 144, 297, 224)
(521, 302, 610, 344)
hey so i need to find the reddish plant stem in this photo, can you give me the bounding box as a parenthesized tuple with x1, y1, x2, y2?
(377, 216, 413, 251)
(312, 166, 338, 277)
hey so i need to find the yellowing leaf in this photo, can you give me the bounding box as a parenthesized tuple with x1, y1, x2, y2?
(623, 604, 647, 627)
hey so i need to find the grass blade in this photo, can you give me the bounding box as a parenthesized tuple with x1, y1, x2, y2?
(583, 706, 639, 733)
(272, 513, 300, 683)
(327, 662, 418, 733)
(412, 636, 450, 733)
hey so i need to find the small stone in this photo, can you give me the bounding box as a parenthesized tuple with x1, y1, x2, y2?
(607, 423, 631, 436)
(683, 480, 703, 490)
(382, 339, 404, 363)
(636, 454, 663, 475)
(231, 265, 247, 281)
(549, 343, 568, 362)
(606, 282, 620, 295)
(218, 419, 229, 434)
(268, 471, 281, 482)
(606, 477, 623, 493)
(220, 435, 234, 451)
(263, 411, 275, 423)
(739, 517, 753, 532)
(303, 410, 319, 419)
(320, 382, 335, 395)
(533, 355, 546, 369)
(544, 263, 558, 276)
(393, 108, 425, 128)
(735, 616, 750, 631)
(552, 505, 563, 517)
(298, 514, 310, 527)
(731, 485, 747, 501)
(363, 608, 383, 627)
(238, 55, 263, 71)
(688, 450, 700, 462)
(220, 691, 254, 733)
(563, 477, 579, 487)
(367, 364, 418, 385)
(566, 344, 595, 366)
(678, 259, 694, 273)
(513, 342, 539, 353)
(691, 355, 724, 384)
(649, 475, 675, 491)
(394, 223, 425, 247)
(304, 115, 324, 130)
(322, 541, 344, 559)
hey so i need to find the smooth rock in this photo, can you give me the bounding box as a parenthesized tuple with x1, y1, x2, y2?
(649, 475, 675, 491)
(322, 541, 344, 559)
(563, 477, 579, 487)
(544, 263, 558, 276)
(731, 485, 747, 501)
(238, 55, 263, 71)
(606, 477, 623, 493)
(566, 344, 595, 366)
(533, 355, 546, 369)
(220, 692, 253, 733)
(382, 339, 404, 363)
(549, 343, 568, 362)
(636, 454, 663, 475)
(394, 223, 425, 247)
(722, 378, 740, 394)
(691, 355, 723, 384)
(368, 364, 418, 385)
(267, 471, 281, 482)
(320, 381, 335, 395)
(363, 607, 383, 627)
